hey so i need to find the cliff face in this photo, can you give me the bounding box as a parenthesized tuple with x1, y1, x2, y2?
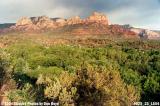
(86, 12, 108, 25)
(3, 12, 139, 38)
(13, 12, 109, 30)
(1, 12, 159, 39)
(131, 28, 160, 39)
(16, 17, 33, 26)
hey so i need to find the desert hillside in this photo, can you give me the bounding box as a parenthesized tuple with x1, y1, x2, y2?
(0, 11, 160, 106)
(1, 12, 160, 40)
(0, 27, 160, 105)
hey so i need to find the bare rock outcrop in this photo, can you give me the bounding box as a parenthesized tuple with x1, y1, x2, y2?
(86, 12, 108, 25)
(67, 16, 83, 25)
(109, 25, 138, 38)
(14, 16, 58, 31)
(5, 11, 140, 39)
(14, 17, 38, 31)
(12, 12, 109, 31)
(131, 28, 160, 39)
(16, 17, 33, 26)
(146, 30, 160, 39)
(54, 18, 66, 26)
(31, 16, 57, 29)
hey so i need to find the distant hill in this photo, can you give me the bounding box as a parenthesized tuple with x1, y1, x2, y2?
(130, 28, 160, 40)
(2, 12, 137, 39)
(0, 12, 159, 40)
(0, 23, 15, 29)
(154, 30, 160, 34)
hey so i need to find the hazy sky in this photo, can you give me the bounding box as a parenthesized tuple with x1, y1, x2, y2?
(0, 0, 160, 30)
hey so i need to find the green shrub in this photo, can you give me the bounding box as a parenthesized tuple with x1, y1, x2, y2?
(7, 83, 36, 103)
(26, 66, 64, 78)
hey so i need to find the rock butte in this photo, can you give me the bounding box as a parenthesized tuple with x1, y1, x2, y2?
(1, 12, 159, 39)
(6, 12, 144, 38)
(13, 12, 109, 30)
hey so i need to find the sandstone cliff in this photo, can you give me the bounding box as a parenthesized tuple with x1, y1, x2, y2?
(16, 17, 33, 26)
(67, 16, 83, 25)
(13, 12, 109, 30)
(131, 28, 160, 39)
(3, 12, 140, 39)
(86, 12, 108, 25)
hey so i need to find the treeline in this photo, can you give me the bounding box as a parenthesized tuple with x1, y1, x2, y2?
(0, 40, 160, 106)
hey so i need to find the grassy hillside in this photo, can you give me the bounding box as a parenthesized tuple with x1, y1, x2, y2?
(0, 33, 160, 105)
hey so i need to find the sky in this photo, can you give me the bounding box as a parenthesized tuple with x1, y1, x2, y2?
(0, 0, 160, 30)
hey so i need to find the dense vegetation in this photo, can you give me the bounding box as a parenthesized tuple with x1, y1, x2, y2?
(0, 36, 160, 106)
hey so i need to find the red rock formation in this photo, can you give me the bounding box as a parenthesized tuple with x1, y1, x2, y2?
(13, 12, 109, 30)
(55, 18, 66, 26)
(2, 12, 140, 39)
(16, 17, 33, 26)
(131, 28, 160, 39)
(86, 12, 108, 25)
(31, 16, 57, 29)
(15, 17, 39, 31)
(109, 25, 138, 38)
(67, 16, 83, 25)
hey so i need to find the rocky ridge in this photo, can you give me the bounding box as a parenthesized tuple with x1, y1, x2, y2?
(0, 12, 159, 39)
(130, 28, 160, 39)
(7, 12, 138, 38)
(11, 12, 109, 31)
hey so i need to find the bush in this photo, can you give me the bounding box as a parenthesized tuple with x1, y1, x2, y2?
(35, 66, 140, 106)
(7, 83, 36, 103)
(0, 50, 11, 88)
(26, 66, 64, 78)
(2, 40, 160, 103)
(75, 66, 140, 106)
